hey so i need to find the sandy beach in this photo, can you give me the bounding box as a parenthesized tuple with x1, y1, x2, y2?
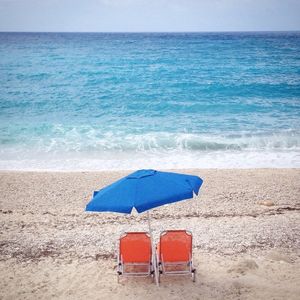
(0, 169, 300, 299)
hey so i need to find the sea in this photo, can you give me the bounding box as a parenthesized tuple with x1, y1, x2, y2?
(0, 32, 300, 170)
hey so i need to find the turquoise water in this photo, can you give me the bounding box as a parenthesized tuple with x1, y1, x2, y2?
(0, 32, 300, 170)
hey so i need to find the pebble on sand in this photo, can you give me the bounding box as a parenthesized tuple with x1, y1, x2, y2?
(257, 200, 275, 207)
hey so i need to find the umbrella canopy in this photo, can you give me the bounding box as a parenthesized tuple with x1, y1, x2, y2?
(86, 169, 203, 213)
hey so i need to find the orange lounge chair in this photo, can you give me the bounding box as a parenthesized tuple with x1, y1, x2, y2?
(117, 232, 154, 281)
(157, 230, 196, 282)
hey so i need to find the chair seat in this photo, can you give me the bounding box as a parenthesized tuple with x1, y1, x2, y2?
(117, 232, 153, 280)
(157, 230, 196, 282)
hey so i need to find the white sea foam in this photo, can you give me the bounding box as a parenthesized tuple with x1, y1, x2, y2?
(0, 150, 299, 171)
(0, 131, 299, 170)
(3, 130, 300, 153)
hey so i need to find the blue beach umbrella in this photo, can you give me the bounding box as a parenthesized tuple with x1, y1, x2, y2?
(86, 169, 203, 213)
(85, 169, 203, 285)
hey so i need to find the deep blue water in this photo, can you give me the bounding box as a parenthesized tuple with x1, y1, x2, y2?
(0, 32, 300, 169)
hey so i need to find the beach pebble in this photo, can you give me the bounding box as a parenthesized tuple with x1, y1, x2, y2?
(257, 200, 274, 207)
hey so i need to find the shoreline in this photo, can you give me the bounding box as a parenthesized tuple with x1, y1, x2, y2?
(1, 168, 300, 299)
(0, 167, 300, 172)
(1, 150, 299, 171)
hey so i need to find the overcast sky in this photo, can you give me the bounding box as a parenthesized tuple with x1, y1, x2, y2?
(0, 0, 300, 32)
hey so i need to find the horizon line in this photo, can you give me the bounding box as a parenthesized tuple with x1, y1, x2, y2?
(1, 30, 300, 34)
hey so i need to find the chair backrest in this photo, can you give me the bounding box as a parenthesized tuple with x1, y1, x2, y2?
(120, 232, 151, 263)
(159, 230, 192, 262)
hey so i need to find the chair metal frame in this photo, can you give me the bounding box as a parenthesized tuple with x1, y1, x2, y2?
(157, 230, 196, 282)
(117, 232, 154, 282)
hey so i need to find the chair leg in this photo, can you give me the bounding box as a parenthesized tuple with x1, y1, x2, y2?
(192, 269, 196, 282)
(117, 268, 122, 283)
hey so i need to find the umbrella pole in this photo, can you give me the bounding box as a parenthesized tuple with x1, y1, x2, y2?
(147, 211, 159, 286)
